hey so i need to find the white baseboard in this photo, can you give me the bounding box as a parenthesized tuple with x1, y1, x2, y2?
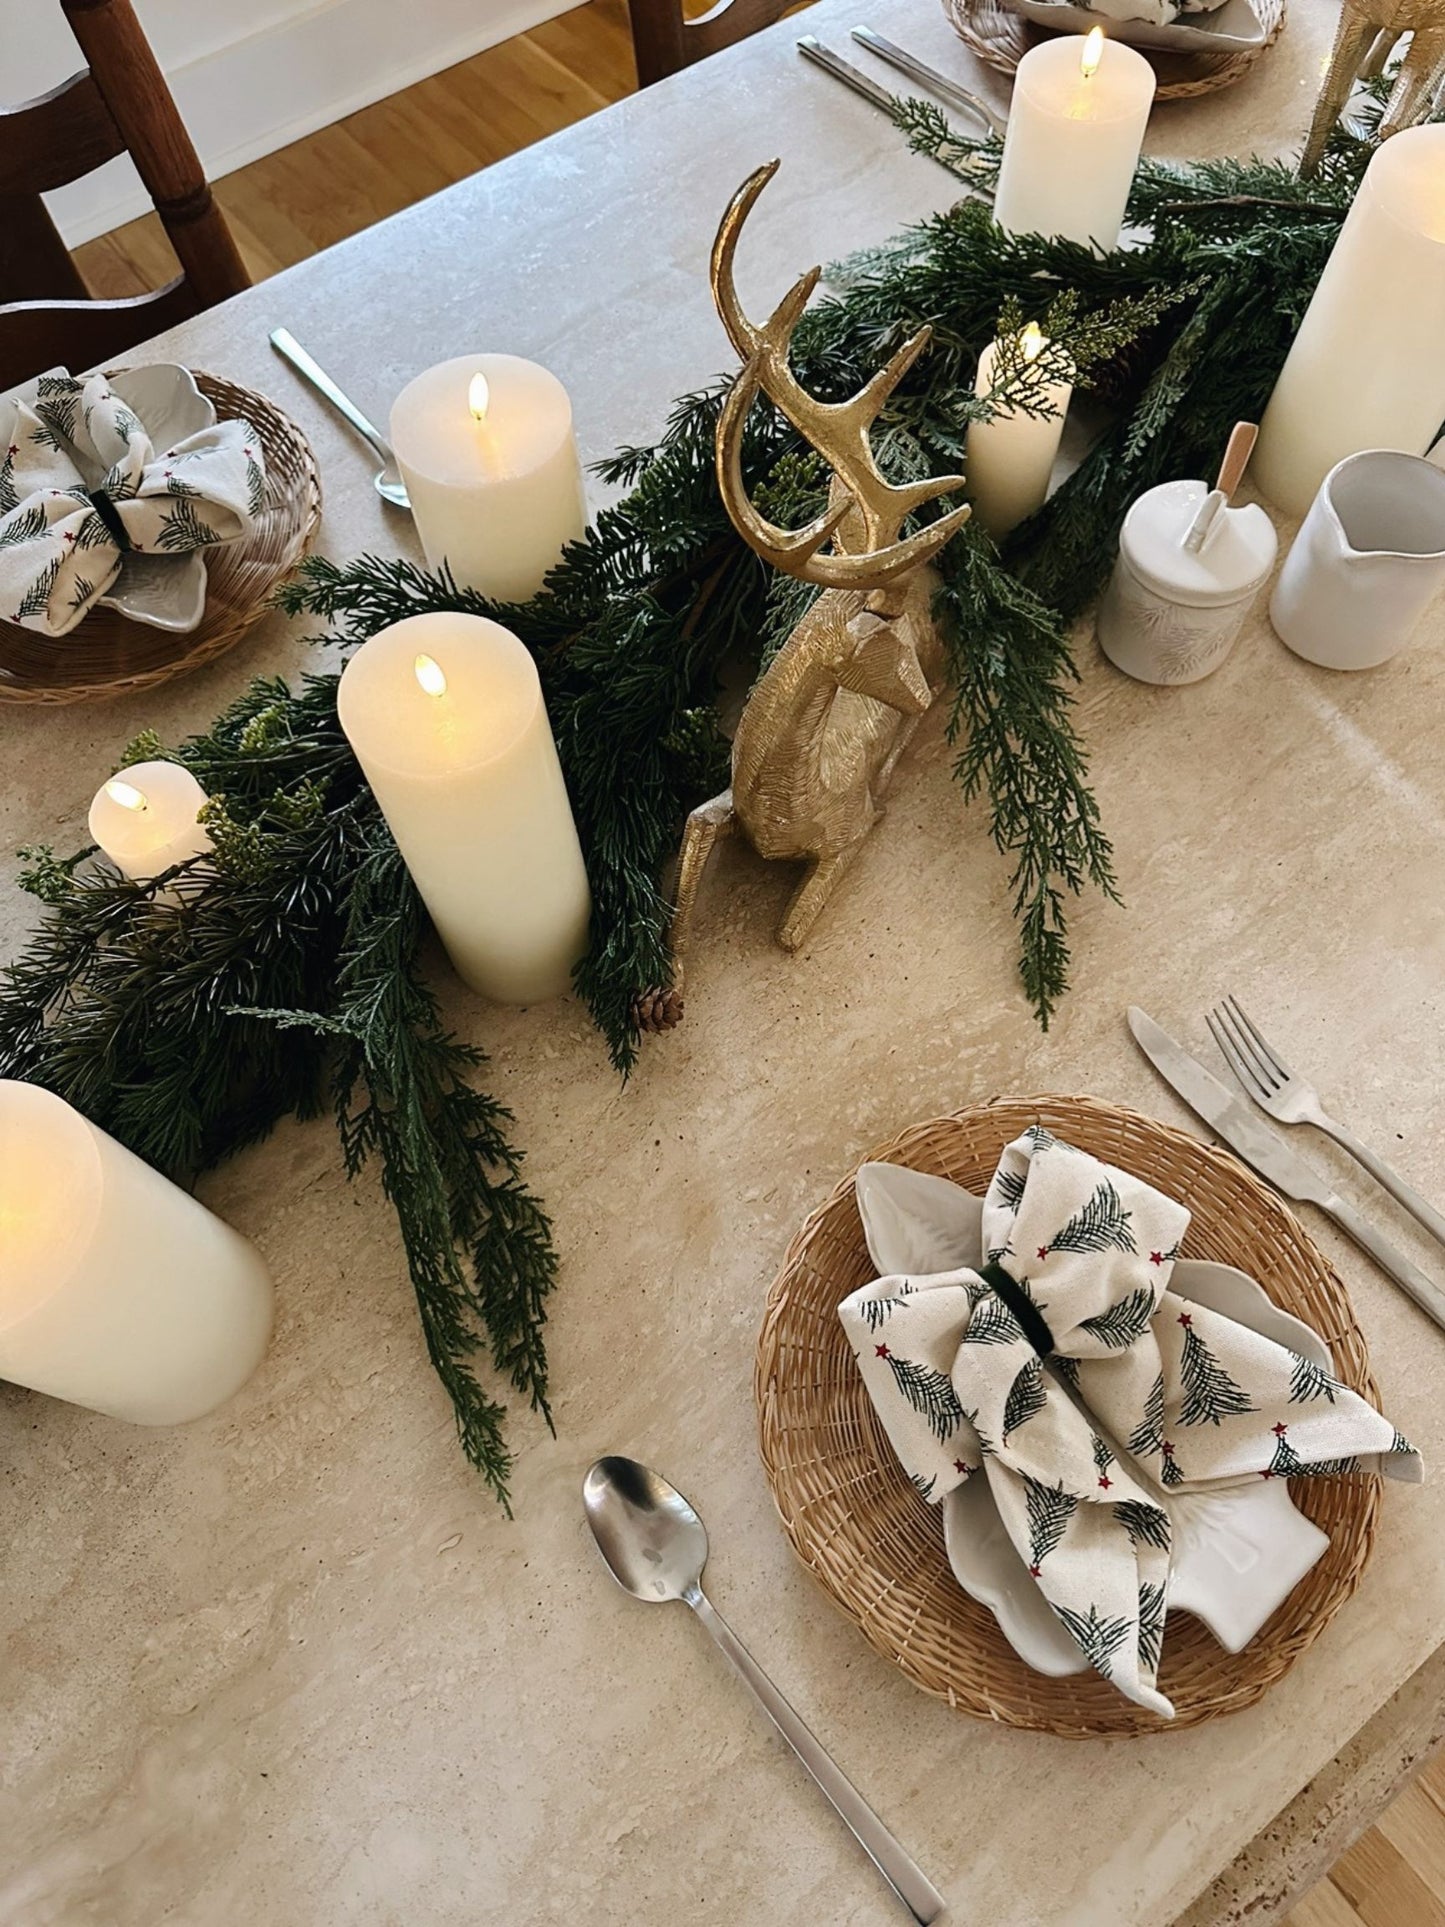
(45, 0, 577, 248)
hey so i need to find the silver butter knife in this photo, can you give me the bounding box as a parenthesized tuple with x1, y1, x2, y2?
(1129, 1005, 1445, 1335)
(797, 34, 897, 113)
(851, 26, 1005, 136)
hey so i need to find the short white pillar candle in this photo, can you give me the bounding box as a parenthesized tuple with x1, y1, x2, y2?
(1254, 124, 1445, 517)
(337, 610, 592, 1005)
(966, 323, 1076, 538)
(88, 760, 212, 882)
(992, 28, 1156, 252)
(0, 1080, 274, 1425)
(390, 354, 588, 603)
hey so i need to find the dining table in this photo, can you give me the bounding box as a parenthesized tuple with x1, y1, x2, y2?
(5, 0, 1445, 1920)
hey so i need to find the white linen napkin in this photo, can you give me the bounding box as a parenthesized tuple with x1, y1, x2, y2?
(839, 1127, 1420, 1717)
(0, 372, 262, 636)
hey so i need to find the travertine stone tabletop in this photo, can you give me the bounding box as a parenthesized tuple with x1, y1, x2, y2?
(5, 3, 1444, 1922)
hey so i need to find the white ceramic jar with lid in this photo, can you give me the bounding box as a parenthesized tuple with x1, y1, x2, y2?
(1097, 478, 1278, 685)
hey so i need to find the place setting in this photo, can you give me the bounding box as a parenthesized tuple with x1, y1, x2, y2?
(4, 0, 1445, 1916)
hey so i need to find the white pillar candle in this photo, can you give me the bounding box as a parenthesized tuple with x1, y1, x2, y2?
(0, 1080, 273, 1425)
(1254, 125, 1445, 517)
(337, 610, 591, 1004)
(993, 28, 1156, 251)
(390, 354, 588, 603)
(966, 323, 1076, 538)
(88, 759, 212, 882)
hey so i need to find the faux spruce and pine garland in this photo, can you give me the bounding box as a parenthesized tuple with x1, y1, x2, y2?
(0, 102, 1404, 1504)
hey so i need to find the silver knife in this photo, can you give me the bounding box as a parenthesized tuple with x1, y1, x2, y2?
(797, 35, 897, 114)
(1128, 1005, 1445, 1335)
(850, 26, 1006, 137)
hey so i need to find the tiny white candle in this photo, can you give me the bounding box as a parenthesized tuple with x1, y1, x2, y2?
(0, 1080, 274, 1425)
(993, 28, 1156, 252)
(88, 759, 212, 882)
(390, 353, 588, 602)
(966, 322, 1076, 539)
(337, 610, 592, 1004)
(1254, 124, 1445, 516)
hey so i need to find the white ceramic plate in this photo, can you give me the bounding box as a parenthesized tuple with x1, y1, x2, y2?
(856, 1163, 1332, 1676)
(1005, 0, 1266, 54)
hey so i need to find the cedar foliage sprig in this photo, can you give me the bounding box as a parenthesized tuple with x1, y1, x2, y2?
(0, 674, 553, 1507)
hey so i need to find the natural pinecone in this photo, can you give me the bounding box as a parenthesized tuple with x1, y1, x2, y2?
(633, 985, 684, 1033)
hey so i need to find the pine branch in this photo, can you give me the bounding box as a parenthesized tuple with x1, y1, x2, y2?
(1024, 1476, 1078, 1568)
(880, 1350, 965, 1442)
(1177, 1319, 1255, 1427)
(1003, 1357, 1047, 1438)
(1078, 1284, 1155, 1349)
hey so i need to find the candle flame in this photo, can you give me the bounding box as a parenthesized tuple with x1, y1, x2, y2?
(468, 372, 491, 423)
(1080, 24, 1104, 75)
(415, 653, 448, 697)
(105, 777, 148, 812)
(1020, 322, 1046, 363)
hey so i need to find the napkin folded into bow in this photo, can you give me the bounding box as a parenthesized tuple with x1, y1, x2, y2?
(840, 1127, 1419, 1717)
(0, 373, 262, 636)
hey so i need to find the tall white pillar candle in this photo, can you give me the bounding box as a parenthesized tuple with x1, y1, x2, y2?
(87, 760, 212, 882)
(337, 611, 592, 1004)
(1254, 125, 1445, 517)
(966, 323, 1076, 538)
(993, 29, 1156, 251)
(0, 1081, 274, 1425)
(390, 354, 588, 603)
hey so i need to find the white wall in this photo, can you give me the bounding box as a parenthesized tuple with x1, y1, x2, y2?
(2, 0, 576, 246)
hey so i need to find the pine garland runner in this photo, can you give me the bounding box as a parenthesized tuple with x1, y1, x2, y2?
(0, 100, 1416, 1504)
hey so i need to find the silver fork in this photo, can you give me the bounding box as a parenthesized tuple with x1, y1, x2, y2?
(1207, 994, 1445, 1252)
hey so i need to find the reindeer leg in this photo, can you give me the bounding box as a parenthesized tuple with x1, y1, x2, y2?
(777, 826, 877, 953)
(665, 790, 735, 998)
(1361, 24, 1402, 77)
(1301, 1, 1383, 175)
(1381, 23, 1445, 138)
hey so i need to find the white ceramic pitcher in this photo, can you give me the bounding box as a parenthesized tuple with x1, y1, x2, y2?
(1270, 449, 1445, 670)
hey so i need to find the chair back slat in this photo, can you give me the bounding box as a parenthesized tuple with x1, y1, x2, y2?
(0, 282, 198, 398)
(628, 0, 796, 84)
(0, 0, 250, 391)
(0, 72, 124, 196)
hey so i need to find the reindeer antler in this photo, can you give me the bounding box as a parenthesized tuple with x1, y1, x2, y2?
(710, 161, 971, 589)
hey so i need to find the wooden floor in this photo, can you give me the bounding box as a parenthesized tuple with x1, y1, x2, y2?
(72, 10, 1445, 1921)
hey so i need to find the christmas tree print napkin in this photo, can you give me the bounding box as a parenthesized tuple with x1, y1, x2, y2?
(839, 1127, 1420, 1718)
(0, 372, 262, 636)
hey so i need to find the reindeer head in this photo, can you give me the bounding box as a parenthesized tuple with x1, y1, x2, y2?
(710, 160, 971, 596)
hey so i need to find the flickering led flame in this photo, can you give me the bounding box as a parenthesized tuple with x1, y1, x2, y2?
(468, 372, 491, 423)
(414, 653, 448, 698)
(1020, 322, 1045, 363)
(1080, 25, 1104, 76)
(105, 777, 148, 813)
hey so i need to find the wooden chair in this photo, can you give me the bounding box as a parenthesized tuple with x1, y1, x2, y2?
(626, 0, 798, 86)
(0, 0, 250, 392)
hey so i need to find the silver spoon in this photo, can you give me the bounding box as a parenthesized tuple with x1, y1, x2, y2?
(268, 327, 410, 509)
(582, 1456, 946, 1924)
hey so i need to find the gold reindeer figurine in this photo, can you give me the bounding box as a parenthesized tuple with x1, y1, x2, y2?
(662, 162, 971, 1003)
(1301, 0, 1445, 174)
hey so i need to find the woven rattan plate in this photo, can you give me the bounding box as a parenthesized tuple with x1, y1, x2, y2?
(944, 0, 1285, 101)
(756, 1094, 1382, 1738)
(0, 372, 322, 706)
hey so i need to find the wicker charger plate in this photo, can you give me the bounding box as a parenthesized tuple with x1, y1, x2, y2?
(756, 1093, 1382, 1738)
(944, 0, 1286, 100)
(0, 373, 322, 706)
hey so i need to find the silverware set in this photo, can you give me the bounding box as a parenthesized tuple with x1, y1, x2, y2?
(798, 25, 1003, 142)
(1131, 1002, 1445, 1333)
